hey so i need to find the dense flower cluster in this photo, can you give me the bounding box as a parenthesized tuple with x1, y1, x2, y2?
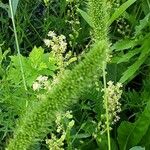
(32, 31, 78, 94)
(44, 31, 77, 73)
(106, 81, 122, 124)
(99, 81, 122, 134)
(46, 132, 66, 150)
(46, 111, 75, 150)
(32, 75, 48, 91)
(38, 31, 77, 94)
(44, 31, 67, 70)
(105, 81, 122, 124)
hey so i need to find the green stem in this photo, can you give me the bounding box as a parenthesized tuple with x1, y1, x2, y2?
(102, 62, 111, 150)
(9, 0, 27, 91)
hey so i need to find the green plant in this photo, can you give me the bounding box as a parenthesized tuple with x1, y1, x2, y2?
(0, 0, 150, 150)
(6, 46, 56, 87)
(6, 1, 110, 149)
(6, 40, 109, 149)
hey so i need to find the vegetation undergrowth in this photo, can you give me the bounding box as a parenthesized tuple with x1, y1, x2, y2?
(0, 0, 150, 150)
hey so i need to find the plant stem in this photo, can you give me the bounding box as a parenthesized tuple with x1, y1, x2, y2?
(9, 0, 27, 91)
(102, 62, 111, 150)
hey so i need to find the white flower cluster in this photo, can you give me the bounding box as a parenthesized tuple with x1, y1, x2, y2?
(44, 31, 67, 56)
(55, 111, 74, 133)
(44, 31, 67, 70)
(44, 31, 77, 73)
(33, 31, 77, 96)
(99, 81, 122, 134)
(32, 75, 49, 91)
(46, 111, 75, 150)
(105, 81, 122, 124)
(46, 132, 65, 150)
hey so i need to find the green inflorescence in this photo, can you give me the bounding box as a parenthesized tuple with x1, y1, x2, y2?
(88, 0, 110, 41)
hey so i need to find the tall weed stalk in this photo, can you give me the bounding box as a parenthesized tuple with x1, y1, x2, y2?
(9, 0, 27, 90)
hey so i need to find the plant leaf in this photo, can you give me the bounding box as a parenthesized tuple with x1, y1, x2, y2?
(129, 146, 145, 150)
(0, 2, 9, 13)
(29, 46, 44, 69)
(118, 101, 150, 150)
(119, 36, 150, 83)
(77, 8, 93, 27)
(139, 127, 150, 149)
(10, 0, 19, 15)
(108, 0, 137, 26)
(135, 13, 150, 36)
(119, 55, 146, 83)
(112, 39, 138, 51)
(117, 48, 140, 64)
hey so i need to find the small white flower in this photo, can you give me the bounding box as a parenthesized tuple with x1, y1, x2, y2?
(116, 82, 123, 88)
(60, 40, 67, 46)
(48, 31, 56, 37)
(52, 45, 59, 51)
(65, 111, 73, 119)
(100, 81, 122, 131)
(36, 75, 48, 83)
(32, 82, 41, 91)
(43, 39, 51, 47)
(59, 35, 66, 41)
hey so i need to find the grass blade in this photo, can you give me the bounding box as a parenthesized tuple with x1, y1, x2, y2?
(108, 0, 137, 26)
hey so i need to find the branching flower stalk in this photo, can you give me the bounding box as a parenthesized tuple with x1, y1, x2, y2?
(100, 80, 122, 150)
(46, 111, 75, 150)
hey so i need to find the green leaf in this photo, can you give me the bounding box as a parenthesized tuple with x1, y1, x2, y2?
(119, 56, 146, 83)
(77, 8, 93, 27)
(38, 62, 47, 71)
(123, 11, 138, 26)
(108, 0, 137, 26)
(6, 0, 19, 17)
(0, 48, 10, 77)
(0, 49, 3, 64)
(73, 133, 91, 139)
(29, 46, 44, 69)
(10, 0, 19, 15)
(140, 127, 150, 149)
(118, 101, 150, 150)
(117, 48, 140, 64)
(7, 55, 28, 83)
(119, 36, 150, 83)
(10, 55, 27, 69)
(135, 13, 150, 36)
(112, 39, 138, 51)
(129, 146, 145, 150)
(142, 0, 150, 15)
(96, 135, 118, 150)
